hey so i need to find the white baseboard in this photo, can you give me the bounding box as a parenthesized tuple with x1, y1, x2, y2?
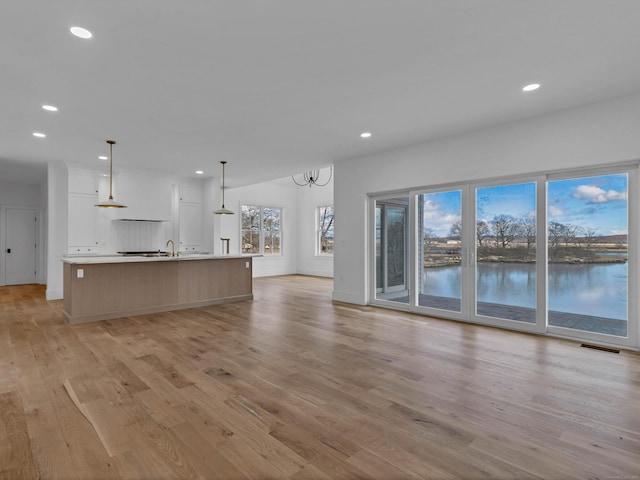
(296, 269, 333, 278)
(331, 290, 366, 305)
(46, 289, 63, 301)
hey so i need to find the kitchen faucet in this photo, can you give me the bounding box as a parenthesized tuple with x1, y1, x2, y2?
(166, 239, 175, 257)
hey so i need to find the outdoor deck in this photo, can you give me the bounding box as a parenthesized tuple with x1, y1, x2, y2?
(386, 294, 627, 337)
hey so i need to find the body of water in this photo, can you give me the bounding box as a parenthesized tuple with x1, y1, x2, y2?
(421, 262, 627, 320)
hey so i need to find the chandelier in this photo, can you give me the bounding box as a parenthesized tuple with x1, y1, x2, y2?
(292, 166, 332, 187)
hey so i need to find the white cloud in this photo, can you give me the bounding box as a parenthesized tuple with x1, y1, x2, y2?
(443, 213, 458, 224)
(422, 201, 460, 236)
(573, 184, 627, 204)
(548, 205, 564, 216)
(605, 189, 627, 201)
(573, 185, 607, 203)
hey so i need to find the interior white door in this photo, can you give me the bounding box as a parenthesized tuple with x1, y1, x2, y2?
(5, 207, 37, 285)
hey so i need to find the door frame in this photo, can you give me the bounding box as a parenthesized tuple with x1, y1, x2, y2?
(370, 194, 411, 308)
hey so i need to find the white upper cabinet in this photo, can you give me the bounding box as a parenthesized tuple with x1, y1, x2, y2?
(179, 202, 203, 250)
(68, 192, 100, 253)
(68, 169, 100, 254)
(178, 183, 203, 251)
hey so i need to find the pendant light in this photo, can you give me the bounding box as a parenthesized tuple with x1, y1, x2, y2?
(96, 140, 127, 208)
(213, 161, 234, 215)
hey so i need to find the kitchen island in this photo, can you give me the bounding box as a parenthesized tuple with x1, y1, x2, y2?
(62, 254, 255, 324)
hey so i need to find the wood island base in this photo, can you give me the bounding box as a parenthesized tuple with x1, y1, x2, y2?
(63, 256, 253, 324)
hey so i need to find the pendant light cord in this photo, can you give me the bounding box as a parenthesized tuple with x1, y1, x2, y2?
(221, 161, 226, 207)
(107, 140, 116, 200)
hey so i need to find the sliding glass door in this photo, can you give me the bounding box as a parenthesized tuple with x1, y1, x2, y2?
(471, 179, 545, 332)
(547, 172, 632, 341)
(416, 188, 465, 316)
(369, 166, 636, 348)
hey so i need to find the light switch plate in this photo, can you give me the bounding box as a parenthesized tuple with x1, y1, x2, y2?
(77, 269, 84, 278)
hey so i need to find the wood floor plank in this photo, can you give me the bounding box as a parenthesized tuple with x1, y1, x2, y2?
(346, 448, 426, 480)
(167, 421, 246, 480)
(215, 435, 305, 480)
(137, 354, 195, 389)
(0, 277, 639, 479)
(469, 434, 602, 480)
(18, 367, 79, 479)
(183, 384, 308, 475)
(0, 391, 38, 479)
(27, 432, 79, 480)
(135, 388, 185, 429)
(269, 422, 371, 480)
(47, 384, 119, 479)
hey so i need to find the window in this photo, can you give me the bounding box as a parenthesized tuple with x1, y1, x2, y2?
(318, 206, 334, 255)
(241, 205, 282, 255)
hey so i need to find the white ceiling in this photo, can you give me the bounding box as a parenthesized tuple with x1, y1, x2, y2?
(2, 0, 640, 187)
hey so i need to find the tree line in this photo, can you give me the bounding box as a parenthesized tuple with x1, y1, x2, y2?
(442, 215, 605, 250)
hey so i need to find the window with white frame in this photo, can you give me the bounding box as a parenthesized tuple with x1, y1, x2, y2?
(241, 205, 282, 255)
(318, 206, 334, 255)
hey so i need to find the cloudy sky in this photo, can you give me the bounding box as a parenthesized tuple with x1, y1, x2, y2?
(421, 173, 627, 238)
(547, 173, 628, 236)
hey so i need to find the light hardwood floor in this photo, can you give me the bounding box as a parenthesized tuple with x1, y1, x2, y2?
(1, 276, 639, 479)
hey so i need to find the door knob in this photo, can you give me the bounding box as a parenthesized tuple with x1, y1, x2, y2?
(6, 248, 10, 253)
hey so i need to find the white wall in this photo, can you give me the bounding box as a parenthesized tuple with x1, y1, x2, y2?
(295, 167, 334, 277)
(46, 161, 68, 299)
(333, 92, 640, 305)
(0, 180, 41, 206)
(221, 181, 299, 277)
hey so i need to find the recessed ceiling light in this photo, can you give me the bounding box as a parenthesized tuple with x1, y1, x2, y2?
(360, 132, 372, 138)
(195, 170, 204, 175)
(33, 132, 46, 138)
(70, 26, 92, 39)
(98, 156, 108, 160)
(522, 83, 540, 92)
(42, 105, 58, 112)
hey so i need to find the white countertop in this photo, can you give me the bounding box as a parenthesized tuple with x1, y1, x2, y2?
(62, 254, 259, 265)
